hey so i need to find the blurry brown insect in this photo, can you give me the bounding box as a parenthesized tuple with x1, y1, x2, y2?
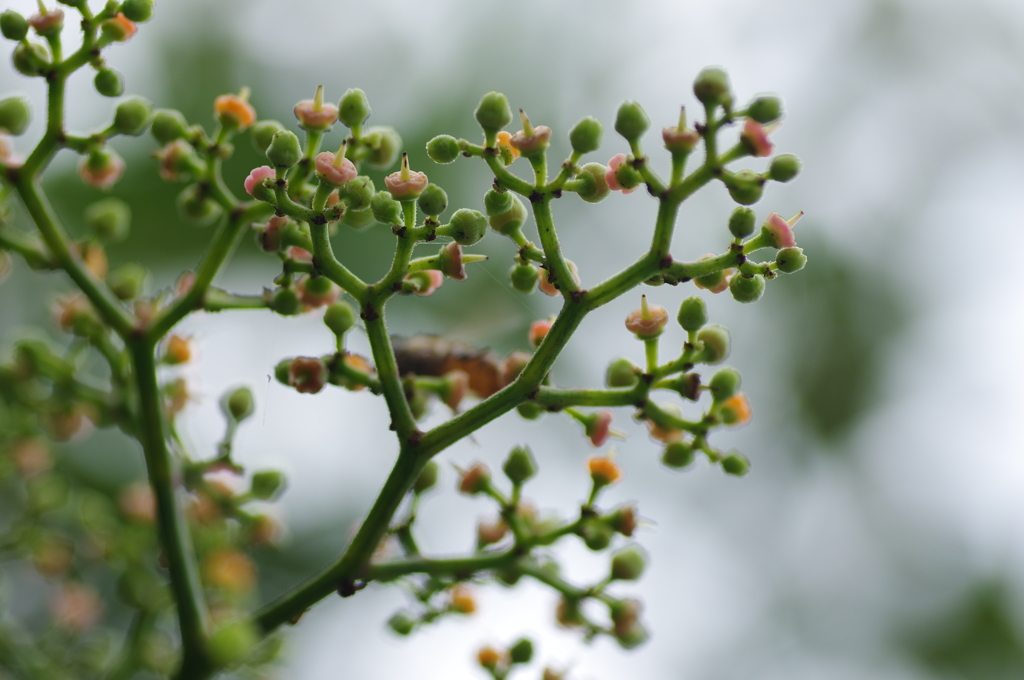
(392, 335, 506, 398)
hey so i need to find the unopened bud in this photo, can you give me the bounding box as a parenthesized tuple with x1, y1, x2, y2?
(387, 611, 416, 636)
(250, 470, 285, 500)
(12, 42, 49, 77)
(502, 445, 537, 485)
(695, 325, 730, 364)
(0, 96, 31, 135)
(509, 263, 537, 293)
(106, 262, 146, 300)
(721, 452, 750, 476)
(323, 301, 356, 338)
(224, 386, 255, 422)
(370, 190, 402, 225)
(85, 197, 130, 242)
(746, 95, 782, 124)
(769, 153, 801, 183)
(120, 0, 154, 23)
(726, 169, 764, 205)
(360, 126, 401, 169)
(509, 638, 533, 664)
(266, 129, 302, 169)
(662, 441, 694, 468)
(0, 10, 28, 40)
(728, 207, 756, 239)
(605, 357, 638, 387)
(580, 518, 613, 551)
(610, 545, 647, 581)
(270, 287, 302, 316)
(150, 109, 188, 145)
(677, 296, 707, 332)
(94, 68, 124, 98)
(475, 91, 512, 133)
(574, 162, 611, 203)
(426, 134, 460, 164)
(417, 183, 448, 216)
(338, 88, 371, 128)
(569, 116, 603, 155)
(693, 66, 732, 107)
(729, 272, 765, 304)
(614, 101, 650, 142)
(177, 185, 222, 227)
(775, 246, 807, 273)
(250, 119, 284, 153)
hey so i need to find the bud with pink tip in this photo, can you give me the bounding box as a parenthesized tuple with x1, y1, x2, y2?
(740, 118, 775, 157)
(438, 242, 466, 281)
(662, 107, 700, 154)
(624, 295, 668, 339)
(244, 165, 275, 199)
(509, 109, 552, 157)
(315, 141, 358, 187)
(583, 410, 614, 447)
(28, 3, 63, 36)
(384, 153, 428, 200)
(294, 85, 339, 131)
(743, 211, 803, 252)
(78, 148, 125, 190)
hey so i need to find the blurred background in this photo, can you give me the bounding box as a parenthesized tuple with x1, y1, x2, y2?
(2, 0, 1023, 678)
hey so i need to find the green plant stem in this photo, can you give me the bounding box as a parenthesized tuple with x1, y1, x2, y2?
(127, 340, 209, 672)
(13, 176, 134, 337)
(532, 385, 643, 408)
(362, 298, 416, 440)
(532, 198, 577, 297)
(365, 549, 517, 582)
(310, 221, 366, 298)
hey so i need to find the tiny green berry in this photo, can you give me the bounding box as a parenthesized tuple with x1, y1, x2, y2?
(614, 101, 650, 142)
(677, 297, 708, 332)
(729, 273, 765, 303)
(728, 207, 756, 239)
(94, 68, 124, 98)
(439, 208, 487, 246)
(270, 288, 302, 316)
(662, 441, 695, 468)
(769, 154, 802, 183)
(250, 470, 285, 500)
(696, 325, 730, 364)
(387, 611, 416, 636)
(502, 445, 538, 485)
(250, 119, 284, 153)
(610, 545, 647, 581)
(508, 638, 533, 665)
(475, 91, 513, 133)
(106, 262, 146, 300)
(605, 357, 639, 388)
(0, 96, 30, 136)
(224, 386, 255, 423)
(266, 130, 302, 168)
(727, 169, 764, 205)
(747, 95, 782, 123)
(575, 162, 611, 203)
(85, 197, 131, 242)
(113, 97, 153, 136)
(775, 246, 807, 273)
(370, 191, 402, 225)
(693, 67, 732, 107)
(338, 88, 371, 128)
(120, 0, 154, 22)
(416, 183, 448, 217)
(580, 519, 613, 551)
(323, 301, 356, 338)
(426, 134, 461, 164)
(0, 10, 28, 41)
(721, 452, 750, 476)
(569, 116, 603, 154)
(12, 42, 49, 77)
(150, 109, 189, 145)
(709, 368, 741, 401)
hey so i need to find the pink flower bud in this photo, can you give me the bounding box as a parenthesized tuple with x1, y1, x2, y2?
(28, 7, 64, 35)
(439, 242, 466, 281)
(509, 110, 552, 156)
(384, 153, 428, 200)
(585, 410, 614, 447)
(314, 150, 358, 186)
(624, 295, 668, 339)
(244, 165, 275, 197)
(538, 260, 579, 297)
(740, 118, 774, 157)
(294, 86, 339, 131)
(529, 319, 553, 347)
(605, 153, 635, 194)
(763, 211, 802, 248)
(78, 149, 125, 190)
(405, 269, 444, 296)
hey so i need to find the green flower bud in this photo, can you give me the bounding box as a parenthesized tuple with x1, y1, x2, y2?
(614, 101, 650, 142)
(323, 301, 356, 338)
(426, 134, 460, 164)
(84, 197, 131, 243)
(610, 545, 647, 581)
(106, 262, 146, 300)
(487, 193, 527, 238)
(580, 518, 613, 551)
(662, 441, 694, 468)
(502, 445, 537, 485)
(726, 169, 764, 206)
(266, 129, 302, 168)
(475, 91, 512, 133)
(575, 162, 611, 203)
(93, 67, 124, 98)
(677, 297, 707, 332)
(177, 185, 221, 227)
(387, 611, 416, 636)
(120, 0, 154, 22)
(338, 88, 371, 128)
(613, 159, 643, 191)
(769, 154, 801, 183)
(338, 175, 375, 211)
(775, 246, 807, 273)
(250, 469, 285, 500)
(113, 96, 153, 136)
(693, 66, 732, 107)
(569, 116, 603, 155)
(224, 386, 255, 422)
(1, 10, 28, 40)
(509, 638, 533, 665)
(360, 126, 401, 169)
(709, 367, 741, 401)
(438, 208, 487, 246)
(605, 357, 638, 388)
(370, 190, 402, 225)
(0, 96, 31, 135)
(696, 324, 730, 364)
(509, 262, 537, 293)
(150, 109, 188, 145)
(413, 460, 438, 494)
(728, 207, 756, 239)
(721, 452, 750, 476)
(208, 621, 259, 667)
(747, 95, 782, 124)
(270, 287, 302, 316)
(416, 183, 448, 217)
(250, 119, 284, 153)
(13, 42, 50, 77)
(729, 273, 765, 304)
(516, 402, 544, 420)
(483, 188, 513, 215)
